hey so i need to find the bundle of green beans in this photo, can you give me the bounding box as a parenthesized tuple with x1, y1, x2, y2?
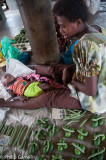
(63, 110, 87, 126)
(43, 140, 54, 155)
(57, 139, 68, 152)
(36, 118, 49, 128)
(37, 155, 46, 160)
(33, 129, 47, 140)
(87, 147, 105, 160)
(52, 153, 63, 160)
(93, 133, 105, 147)
(29, 139, 39, 155)
(0, 121, 5, 133)
(62, 125, 75, 138)
(72, 143, 86, 156)
(77, 128, 88, 140)
(92, 115, 105, 128)
(48, 123, 59, 138)
(20, 125, 33, 150)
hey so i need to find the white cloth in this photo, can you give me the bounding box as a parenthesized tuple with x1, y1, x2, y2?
(6, 58, 36, 78)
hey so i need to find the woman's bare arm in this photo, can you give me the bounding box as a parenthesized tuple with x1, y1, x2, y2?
(72, 75, 98, 97)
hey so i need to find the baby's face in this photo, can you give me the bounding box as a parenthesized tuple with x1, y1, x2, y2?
(1, 74, 15, 86)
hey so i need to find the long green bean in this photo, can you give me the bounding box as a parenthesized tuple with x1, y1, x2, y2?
(93, 134, 105, 141)
(17, 126, 27, 146)
(9, 122, 18, 146)
(6, 126, 13, 136)
(62, 127, 75, 133)
(92, 117, 105, 121)
(1, 125, 8, 135)
(20, 125, 33, 149)
(87, 148, 105, 160)
(66, 120, 79, 125)
(80, 118, 89, 127)
(0, 121, 5, 132)
(12, 125, 26, 147)
(72, 143, 85, 153)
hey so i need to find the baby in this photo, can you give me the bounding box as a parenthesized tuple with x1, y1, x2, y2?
(1, 73, 52, 101)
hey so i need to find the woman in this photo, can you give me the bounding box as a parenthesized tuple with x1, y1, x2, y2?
(0, 0, 106, 113)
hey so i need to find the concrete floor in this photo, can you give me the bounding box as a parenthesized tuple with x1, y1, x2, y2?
(0, 9, 23, 39)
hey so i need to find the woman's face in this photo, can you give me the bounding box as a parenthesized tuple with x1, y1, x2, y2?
(57, 16, 80, 39)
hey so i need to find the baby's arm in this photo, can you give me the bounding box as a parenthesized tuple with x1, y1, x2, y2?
(39, 83, 53, 91)
(7, 90, 16, 98)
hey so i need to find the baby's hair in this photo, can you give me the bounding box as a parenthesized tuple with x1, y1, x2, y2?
(53, 0, 89, 23)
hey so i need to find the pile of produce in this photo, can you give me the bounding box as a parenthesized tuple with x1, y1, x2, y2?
(0, 110, 105, 160)
(12, 28, 31, 52)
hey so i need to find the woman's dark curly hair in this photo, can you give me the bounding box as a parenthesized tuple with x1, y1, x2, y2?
(53, 0, 89, 23)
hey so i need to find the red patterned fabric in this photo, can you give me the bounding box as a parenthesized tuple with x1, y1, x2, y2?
(7, 77, 30, 96)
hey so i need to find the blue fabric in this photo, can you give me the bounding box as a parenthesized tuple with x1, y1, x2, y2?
(19, 52, 30, 64)
(62, 40, 79, 64)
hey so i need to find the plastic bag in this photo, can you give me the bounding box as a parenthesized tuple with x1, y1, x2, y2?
(1, 36, 23, 60)
(6, 58, 35, 78)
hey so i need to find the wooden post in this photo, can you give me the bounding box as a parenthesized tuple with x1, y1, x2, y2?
(16, 0, 60, 64)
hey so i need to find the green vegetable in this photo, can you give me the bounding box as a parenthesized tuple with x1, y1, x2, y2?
(12, 125, 26, 147)
(87, 148, 105, 160)
(78, 134, 84, 140)
(20, 125, 33, 149)
(98, 153, 104, 160)
(0, 121, 5, 132)
(57, 139, 68, 152)
(48, 124, 53, 130)
(65, 132, 71, 138)
(49, 123, 59, 138)
(98, 119, 104, 126)
(24, 113, 29, 115)
(58, 145, 63, 152)
(94, 137, 101, 146)
(1, 125, 8, 135)
(17, 126, 27, 146)
(38, 155, 46, 160)
(6, 125, 13, 136)
(71, 158, 77, 160)
(92, 121, 98, 128)
(50, 142, 54, 151)
(92, 116, 105, 121)
(43, 140, 54, 154)
(80, 118, 89, 127)
(72, 143, 85, 153)
(9, 122, 18, 146)
(29, 145, 35, 155)
(75, 149, 81, 156)
(52, 153, 63, 160)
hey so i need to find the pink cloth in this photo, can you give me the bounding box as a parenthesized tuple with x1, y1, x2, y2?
(23, 73, 62, 88)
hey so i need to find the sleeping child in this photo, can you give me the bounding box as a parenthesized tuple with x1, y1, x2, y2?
(1, 73, 53, 101)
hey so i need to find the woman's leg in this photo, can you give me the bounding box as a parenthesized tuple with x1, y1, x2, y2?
(28, 65, 51, 76)
(0, 88, 81, 110)
(28, 63, 76, 84)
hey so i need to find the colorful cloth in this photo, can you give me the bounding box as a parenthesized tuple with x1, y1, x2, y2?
(24, 82, 43, 97)
(23, 73, 52, 84)
(7, 77, 30, 96)
(62, 40, 79, 64)
(68, 27, 106, 113)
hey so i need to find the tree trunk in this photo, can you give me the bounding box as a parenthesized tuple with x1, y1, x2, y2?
(16, 0, 60, 64)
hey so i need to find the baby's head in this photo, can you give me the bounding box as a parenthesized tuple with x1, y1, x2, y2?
(1, 73, 15, 86)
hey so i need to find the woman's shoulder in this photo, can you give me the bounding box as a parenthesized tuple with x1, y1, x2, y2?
(79, 29, 106, 45)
